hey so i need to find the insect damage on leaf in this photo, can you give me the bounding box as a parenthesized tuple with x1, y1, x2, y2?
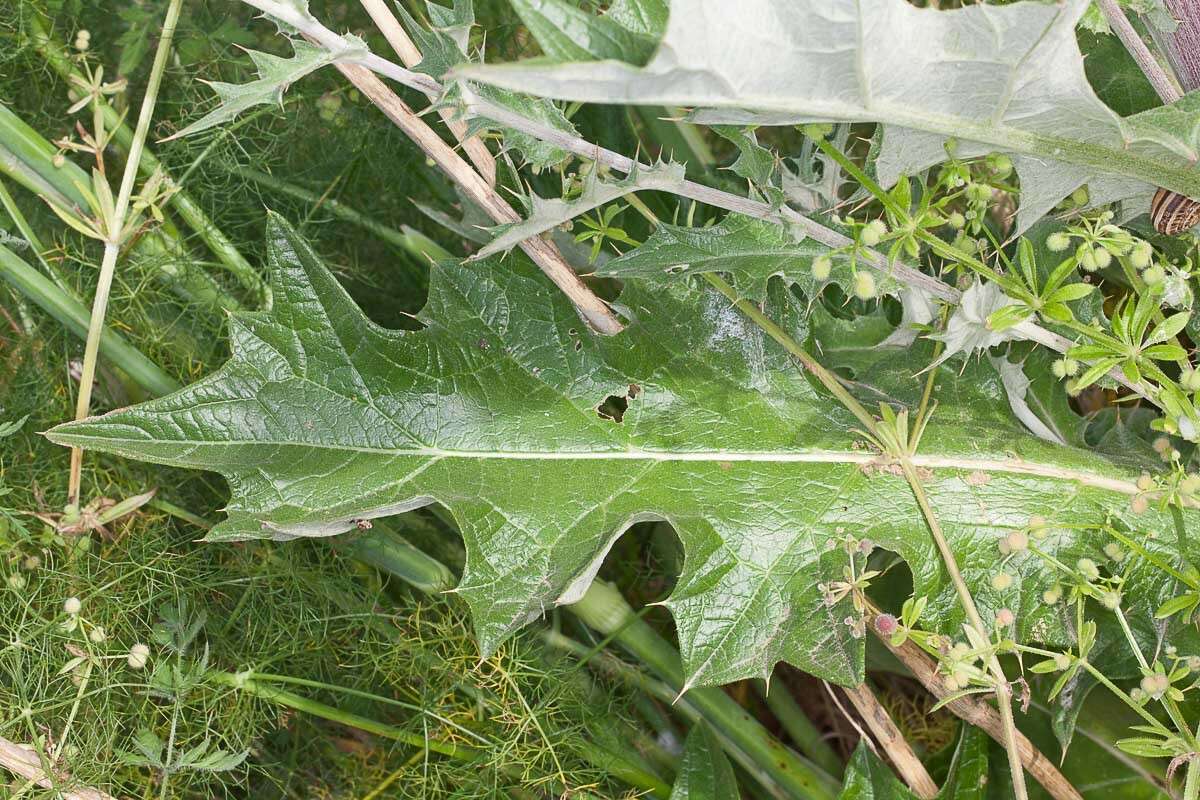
(46, 215, 1197, 690)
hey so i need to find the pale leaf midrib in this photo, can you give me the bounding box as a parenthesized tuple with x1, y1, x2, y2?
(49, 430, 1139, 494)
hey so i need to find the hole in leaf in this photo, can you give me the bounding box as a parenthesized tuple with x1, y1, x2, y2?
(596, 384, 640, 423)
(597, 394, 629, 423)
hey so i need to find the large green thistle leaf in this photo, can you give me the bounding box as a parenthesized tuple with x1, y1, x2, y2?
(47, 216, 1195, 688)
(458, 0, 1200, 232)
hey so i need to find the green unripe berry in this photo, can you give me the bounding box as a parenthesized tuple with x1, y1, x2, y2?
(1143, 265, 1166, 286)
(1051, 358, 1079, 379)
(966, 182, 992, 204)
(860, 219, 887, 247)
(1076, 558, 1100, 581)
(1091, 246, 1112, 270)
(853, 270, 877, 300)
(1046, 232, 1071, 252)
(946, 211, 965, 229)
(1130, 240, 1153, 270)
(811, 254, 832, 281)
(1078, 245, 1099, 272)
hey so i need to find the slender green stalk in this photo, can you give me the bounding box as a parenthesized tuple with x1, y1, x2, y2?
(335, 528, 456, 593)
(65, 0, 184, 511)
(758, 680, 843, 778)
(0, 178, 70, 292)
(228, 165, 450, 260)
(570, 582, 841, 800)
(1112, 607, 1200, 752)
(27, 15, 266, 303)
(211, 671, 474, 758)
(0, 243, 179, 396)
(900, 459, 1029, 799)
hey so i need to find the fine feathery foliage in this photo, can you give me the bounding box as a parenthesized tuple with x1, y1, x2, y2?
(47, 215, 1198, 690)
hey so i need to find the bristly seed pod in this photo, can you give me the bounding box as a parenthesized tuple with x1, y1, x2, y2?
(1151, 188, 1200, 235)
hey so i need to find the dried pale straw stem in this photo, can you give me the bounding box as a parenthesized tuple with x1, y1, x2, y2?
(869, 611, 1084, 800)
(840, 682, 939, 799)
(357, 0, 496, 186)
(325, 58, 623, 335)
(0, 736, 116, 800)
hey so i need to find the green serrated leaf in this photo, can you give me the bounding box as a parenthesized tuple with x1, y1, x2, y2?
(46, 215, 1198, 689)
(597, 213, 884, 303)
(711, 126, 779, 189)
(474, 160, 684, 259)
(171, 37, 367, 139)
(509, 0, 656, 63)
(461, 82, 580, 169)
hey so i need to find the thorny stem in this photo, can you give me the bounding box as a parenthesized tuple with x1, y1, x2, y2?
(1096, 0, 1183, 104)
(326, 59, 624, 335)
(65, 0, 183, 512)
(356, 0, 497, 185)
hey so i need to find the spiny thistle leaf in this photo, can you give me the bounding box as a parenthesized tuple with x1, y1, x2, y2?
(169, 37, 367, 140)
(508, 0, 657, 63)
(596, 213, 897, 303)
(457, 0, 1200, 233)
(473, 161, 684, 259)
(391, 0, 581, 169)
(47, 215, 1197, 689)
